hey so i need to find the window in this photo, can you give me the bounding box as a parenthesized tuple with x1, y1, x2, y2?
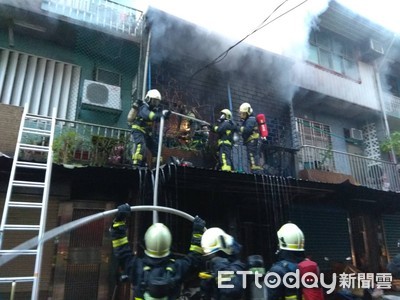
(296, 118, 332, 148)
(296, 118, 334, 170)
(308, 29, 359, 80)
(386, 74, 400, 97)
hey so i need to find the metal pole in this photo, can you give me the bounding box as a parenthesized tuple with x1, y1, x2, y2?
(374, 34, 397, 164)
(153, 116, 165, 223)
(10, 281, 16, 300)
(170, 111, 210, 126)
(142, 30, 151, 98)
(0, 205, 195, 268)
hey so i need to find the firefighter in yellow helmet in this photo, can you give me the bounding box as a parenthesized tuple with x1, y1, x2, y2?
(130, 89, 171, 167)
(212, 109, 236, 171)
(110, 204, 206, 299)
(238, 102, 263, 174)
(266, 223, 306, 300)
(199, 227, 246, 299)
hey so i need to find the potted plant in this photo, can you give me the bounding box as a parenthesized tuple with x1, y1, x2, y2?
(53, 130, 83, 165)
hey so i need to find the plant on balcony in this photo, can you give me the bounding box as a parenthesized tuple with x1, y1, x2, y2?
(380, 131, 400, 157)
(90, 135, 129, 167)
(53, 131, 83, 165)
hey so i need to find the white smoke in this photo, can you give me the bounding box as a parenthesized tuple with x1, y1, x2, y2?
(143, 0, 331, 60)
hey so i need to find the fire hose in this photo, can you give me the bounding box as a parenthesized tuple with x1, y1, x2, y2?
(0, 205, 195, 267)
(152, 111, 210, 223)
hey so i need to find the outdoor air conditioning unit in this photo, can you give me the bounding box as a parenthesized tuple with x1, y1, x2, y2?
(361, 39, 384, 62)
(350, 128, 363, 140)
(81, 79, 121, 112)
(369, 39, 384, 55)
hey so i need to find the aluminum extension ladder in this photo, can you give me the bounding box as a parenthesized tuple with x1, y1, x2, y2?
(0, 106, 56, 300)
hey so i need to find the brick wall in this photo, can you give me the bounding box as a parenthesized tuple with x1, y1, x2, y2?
(0, 104, 23, 157)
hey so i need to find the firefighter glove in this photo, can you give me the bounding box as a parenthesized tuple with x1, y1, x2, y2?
(115, 203, 131, 222)
(162, 110, 171, 119)
(192, 215, 206, 234)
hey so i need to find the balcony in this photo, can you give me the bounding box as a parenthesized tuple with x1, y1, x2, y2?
(297, 145, 400, 192)
(41, 0, 143, 38)
(21, 117, 131, 167)
(19, 116, 400, 192)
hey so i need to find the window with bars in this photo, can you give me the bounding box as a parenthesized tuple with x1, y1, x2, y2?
(296, 118, 334, 170)
(308, 29, 359, 80)
(296, 118, 332, 148)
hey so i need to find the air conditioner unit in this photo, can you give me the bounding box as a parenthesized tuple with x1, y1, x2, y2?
(361, 39, 384, 62)
(81, 79, 121, 112)
(369, 39, 384, 55)
(350, 128, 363, 140)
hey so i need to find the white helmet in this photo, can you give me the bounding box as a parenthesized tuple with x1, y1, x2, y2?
(277, 223, 304, 251)
(144, 223, 172, 258)
(239, 102, 253, 119)
(201, 227, 234, 256)
(145, 89, 162, 107)
(220, 109, 232, 120)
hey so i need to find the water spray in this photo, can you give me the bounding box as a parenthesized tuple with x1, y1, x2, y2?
(0, 205, 195, 267)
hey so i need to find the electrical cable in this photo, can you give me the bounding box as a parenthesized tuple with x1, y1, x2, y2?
(188, 0, 308, 82)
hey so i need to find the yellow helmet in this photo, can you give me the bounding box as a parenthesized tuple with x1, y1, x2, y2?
(144, 223, 172, 258)
(220, 109, 232, 120)
(201, 227, 234, 256)
(239, 102, 253, 119)
(145, 89, 162, 107)
(277, 223, 305, 251)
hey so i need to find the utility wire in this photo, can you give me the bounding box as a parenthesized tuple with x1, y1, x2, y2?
(188, 0, 308, 82)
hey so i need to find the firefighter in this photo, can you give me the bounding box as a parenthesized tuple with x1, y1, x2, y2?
(212, 109, 236, 171)
(110, 204, 206, 299)
(199, 227, 246, 299)
(266, 223, 305, 300)
(238, 102, 263, 174)
(130, 89, 170, 167)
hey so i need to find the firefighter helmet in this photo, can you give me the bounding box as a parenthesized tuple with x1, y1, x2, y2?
(277, 223, 304, 251)
(145, 89, 162, 107)
(239, 102, 253, 119)
(201, 227, 234, 256)
(144, 223, 172, 258)
(220, 109, 232, 120)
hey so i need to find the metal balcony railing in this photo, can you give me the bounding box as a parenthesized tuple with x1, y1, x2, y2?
(41, 0, 143, 37)
(20, 117, 131, 167)
(297, 145, 400, 192)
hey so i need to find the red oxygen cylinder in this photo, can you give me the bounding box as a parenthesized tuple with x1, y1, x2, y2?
(256, 114, 268, 138)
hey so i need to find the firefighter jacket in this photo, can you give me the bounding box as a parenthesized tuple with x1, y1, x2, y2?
(200, 241, 246, 300)
(131, 103, 162, 135)
(239, 114, 260, 144)
(212, 119, 236, 147)
(110, 221, 204, 299)
(266, 250, 305, 300)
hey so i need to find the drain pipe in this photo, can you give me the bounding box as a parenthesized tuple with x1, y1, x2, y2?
(374, 34, 397, 164)
(142, 30, 152, 97)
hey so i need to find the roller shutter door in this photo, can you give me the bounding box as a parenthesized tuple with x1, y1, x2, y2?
(382, 213, 400, 261)
(289, 204, 352, 272)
